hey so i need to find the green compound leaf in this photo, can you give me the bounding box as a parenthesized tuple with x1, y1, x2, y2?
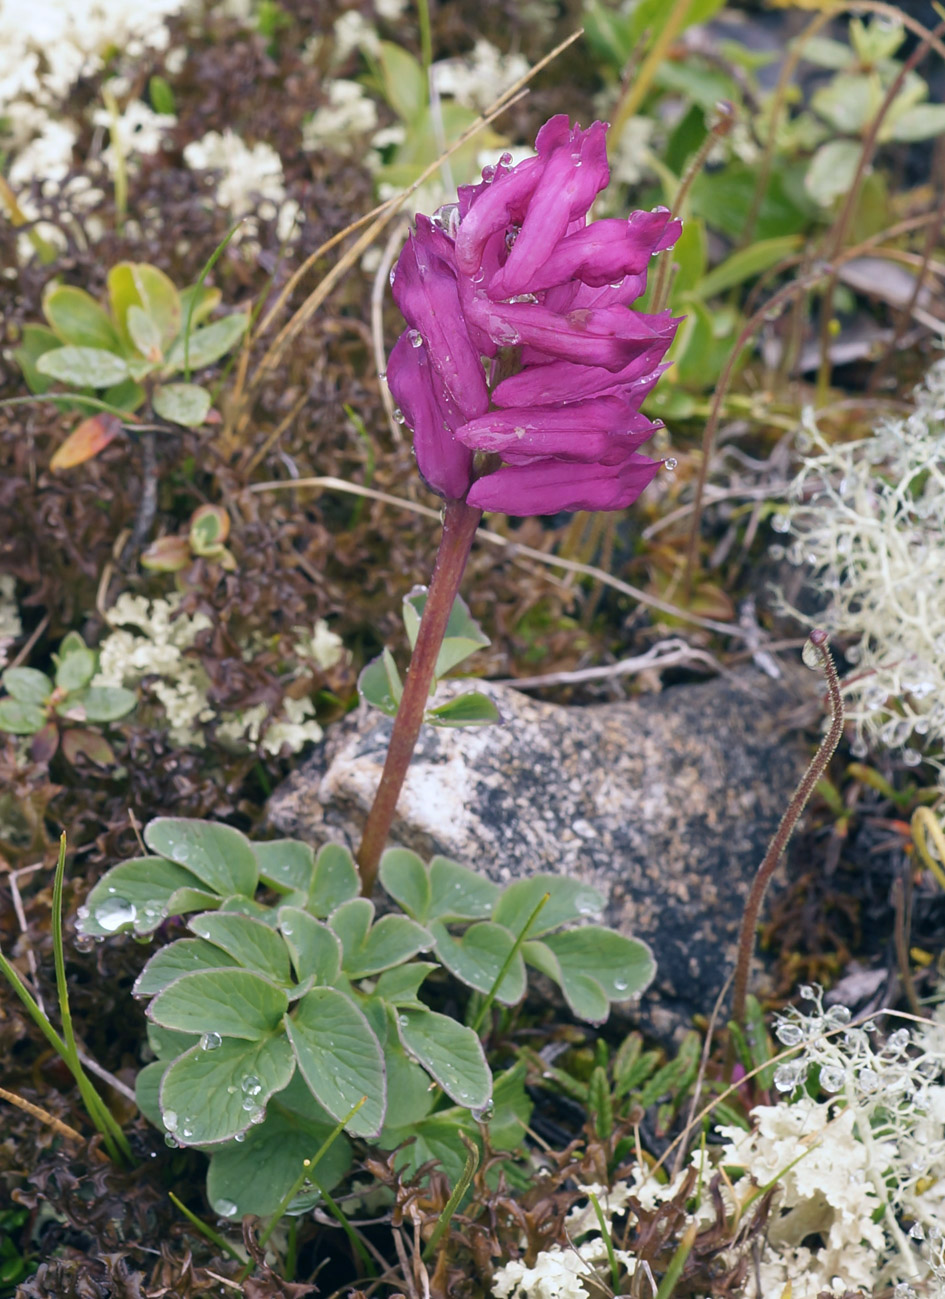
(0, 699, 47, 734)
(2, 667, 52, 705)
(278, 908, 342, 985)
(286, 986, 386, 1138)
(37, 346, 129, 389)
(187, 912, 292, 984)
(542, 927, 656, 1001)
(402, 589, 490, 678)
(381, 1044, 436, 1129)
(164, 312, 248, 372)
(429, 920, 526, 1005)
(426, 691, 500, 728)
(378, 848, 431, 922)
(255, 839, 315, 894)
(329, 898, 432, 978)
(148, 969, 289, 1040)
(135, 1059, 166, 1131)
(206, 1101, 352, 1220)
(428, 856, 500, 922)
(147, 1023, 200, 1060)
(144, 818, 259, 899)
(79, 856, 214, 937)
(522, 939, 610, 1024)
(42, 285, 121, 350)
(492, 876, 604, 937)
(134, 938, 241, 999)
(159, 1032, 295, 1145)
(358, 647, 402, 716)
(152, 382, 211, 427)
(309, 843, 361, 916)
(63, 685, 136, 723)
(373, 961, 437, 1006)
(395, 1008, 491, 1109)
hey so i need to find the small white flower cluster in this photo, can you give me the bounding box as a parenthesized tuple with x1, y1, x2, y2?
(491, 988, 945, 1299)
(0, 575, 23, 671)
(492, 1184, 639, 1299)
(775, 362, 945, 779)
(1, 0, 182, 191)
(94, 593, 343, 754)
(183, 129, 301, 244)
(430, 40, 530, 114)
(302, 81, 379, 157)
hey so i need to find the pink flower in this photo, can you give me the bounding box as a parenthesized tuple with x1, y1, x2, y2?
(387, 115, 681, 515)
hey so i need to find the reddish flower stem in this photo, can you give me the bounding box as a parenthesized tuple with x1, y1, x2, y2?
(730, 630, 844, 1031)
(356, 497, 483, 897)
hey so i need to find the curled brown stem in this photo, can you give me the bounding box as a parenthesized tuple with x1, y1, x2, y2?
(730, 629, 844, 1029)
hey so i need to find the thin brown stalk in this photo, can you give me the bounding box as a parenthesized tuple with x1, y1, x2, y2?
(869, 185, 945, 393)
(355, 498, 482, 895)
(730, 629, 844, 1029)
(816, 18, 945, 400)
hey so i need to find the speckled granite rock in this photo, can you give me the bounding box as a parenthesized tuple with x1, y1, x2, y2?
(267, 670, 815, 1037)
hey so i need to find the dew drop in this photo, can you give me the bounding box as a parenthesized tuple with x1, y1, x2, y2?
(819, 1065, 845, 1092)
(481, 164, 497, 182)
(389, 267, 396, 287)
(200, 1031, 223, 1051)
(234, 1131, 246, 1142)
(771, 512, 790, 534)
(663, 457, 677, 471)
(214, 1198, 239, 1219)
(613, 977, 629, 993)
(164, 1111, 179, 1132)
(76, 905, 90, 922)
(776, 1022, 804, 1047)
(95, 897, 137, 932)
(164, 1133, 179, 1148)
(909, 1222, 925, 1241)
(408, 329, 424, 349)
(248, 1106, 266, 1125)
(471, 1099, 495, 1122)
(513, 425, 526, 439)
(241, 1074, 263, 1096)
(180, 1118, 195, 1140)
(392, 407, 406, 425)
(573, 890, 600, 916)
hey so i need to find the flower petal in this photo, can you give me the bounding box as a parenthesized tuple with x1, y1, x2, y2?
(493, 344, 674, 407)
(467, 299, 678, 369)
(387, 332, 474, 500)
(491, 121, 610, 298)
(455, 397, 659, 464)
(490, 209, 680, 298)
(467, 453, 662, 515)
(391, 218, 489, 421)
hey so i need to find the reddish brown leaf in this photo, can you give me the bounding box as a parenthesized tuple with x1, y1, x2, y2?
(50, 414, 123, 470)
(29, 722, 60, 764)
(61, 728, 116, 767)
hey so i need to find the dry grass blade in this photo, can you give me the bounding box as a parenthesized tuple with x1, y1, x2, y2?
(0, 1084, 85, 1143)
(244, 30, 584, 403)
(246, 474, 761, 637)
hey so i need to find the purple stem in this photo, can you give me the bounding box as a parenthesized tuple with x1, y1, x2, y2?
(356, 497, 483, 897)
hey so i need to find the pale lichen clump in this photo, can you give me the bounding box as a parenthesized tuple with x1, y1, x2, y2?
(94, 593, 343, 754)
(775, 361, 945, 780)
(490, 989, 945, 1299)
(182, 129, 301, 244)
(0, 575, 22, 671)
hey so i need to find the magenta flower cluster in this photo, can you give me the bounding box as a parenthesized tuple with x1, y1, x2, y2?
(387, 115, 682, 516)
